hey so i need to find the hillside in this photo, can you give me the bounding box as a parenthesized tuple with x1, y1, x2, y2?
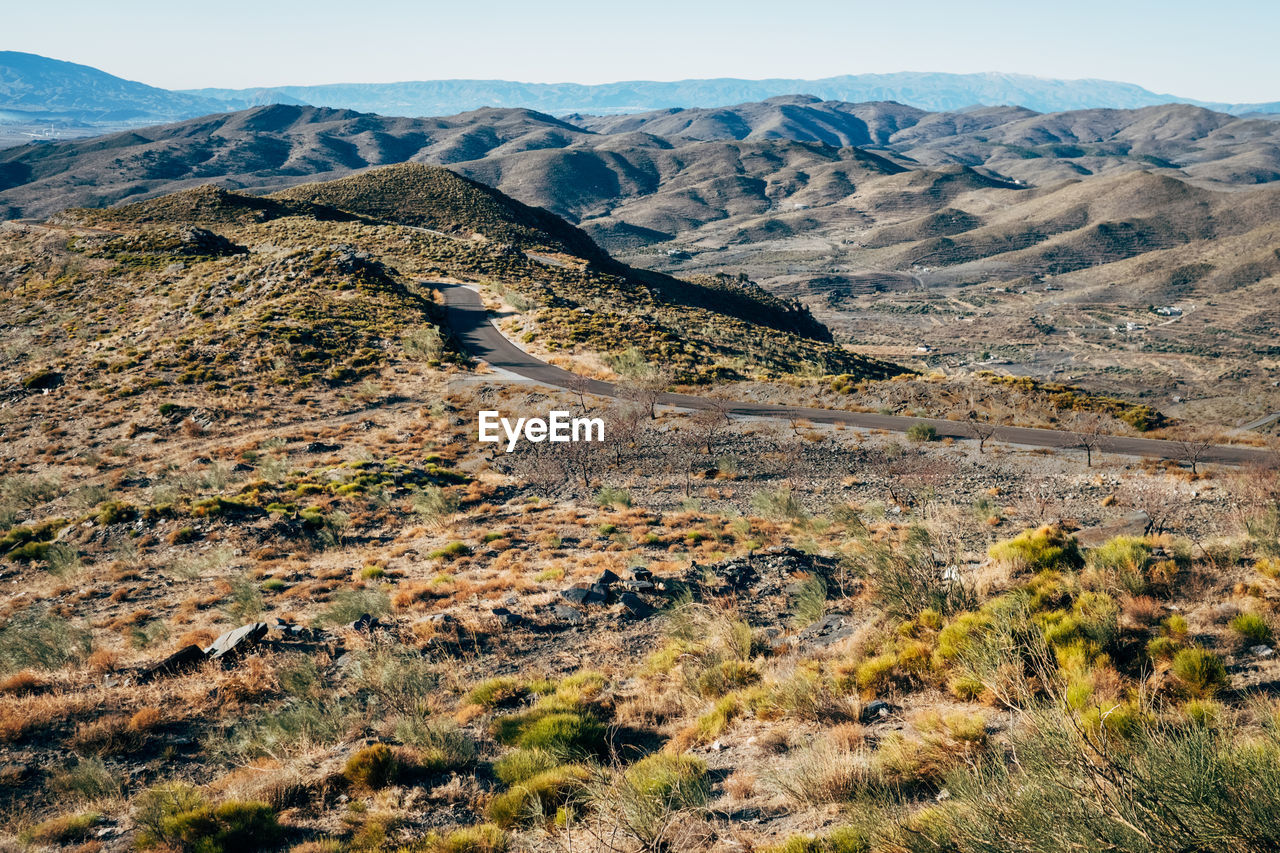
(3, 101, 1278, 423)
(9, 165, 899, 397)
(2, 176, 1280, 853)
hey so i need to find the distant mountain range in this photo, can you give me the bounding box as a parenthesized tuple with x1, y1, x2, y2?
(186, 72, 1280, 118)
(2, 51, 1278, 134)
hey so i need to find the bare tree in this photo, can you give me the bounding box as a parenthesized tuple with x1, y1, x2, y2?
(1119, 476, 1192, 536)
(966, 414, 999, 454)
(1070, 412, 1110, 468)
(603, 402, 649, 468)
(1175, 432, 1216, 475)
(687, 402, 732, 455)
(566, 373, 593, 413)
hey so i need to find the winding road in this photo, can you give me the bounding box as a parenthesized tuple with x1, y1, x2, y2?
(432, 281, 1274, 467)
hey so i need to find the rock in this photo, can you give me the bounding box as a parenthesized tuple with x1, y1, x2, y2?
(553, 605, 585, 626)
(623, 580, 655, 592)
(618, 592, 654, 619)
(491, 607, 522, 628)
(629, 567, 653, 581)
(140, 643, 206, 681)
(1251, 645, 1274, 658)
(1075, 511, 1150, 547)
(303, 441, 340, 454)
(204, 622, 269, 661)
(860, 700, 895, 723)
(346, 613, 382, 632)
(594, 569, 619, 587)
(586, 583, 610, 604)
(560, 586, 590, 605)
(796, 615, 854, 648)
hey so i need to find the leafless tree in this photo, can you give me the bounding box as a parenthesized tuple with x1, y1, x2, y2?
(603, 402, 649, 468)
(966, 414, 1000, 454)
(1070, 412, 1110, 468)
(687, 402, 732, 455)
(566, 373, 593, 413)
(1118, 476, 1192, 535)
(1175, 432, 1216, 475)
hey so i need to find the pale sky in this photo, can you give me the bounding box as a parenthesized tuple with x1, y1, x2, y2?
(7, 0, 1278, 103)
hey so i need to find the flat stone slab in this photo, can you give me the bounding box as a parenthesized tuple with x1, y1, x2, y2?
(204, 622, 269, 661)
(140, 643, 206, 681)
(1075, 511, 1150, 548)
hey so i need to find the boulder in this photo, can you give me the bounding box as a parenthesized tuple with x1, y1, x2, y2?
(618, 592, 654, 619)
(594, 569, 620, 587)
(553, 605, 586, 626)
(203, 622, 269, 661)
(560, 586, 590, 605)
(346, 613, 382, 632)
(140, 643, 206, 681)
(1075, 512, 1150, 548)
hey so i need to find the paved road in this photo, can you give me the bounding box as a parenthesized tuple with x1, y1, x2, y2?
(432, 281, 1275, 467)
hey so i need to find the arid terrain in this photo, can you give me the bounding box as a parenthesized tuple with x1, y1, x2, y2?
(1, 157, 1280, 853)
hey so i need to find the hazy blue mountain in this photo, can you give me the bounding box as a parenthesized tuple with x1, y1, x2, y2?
(0, 51, 223, 123)
(187, 72, 1280, 117)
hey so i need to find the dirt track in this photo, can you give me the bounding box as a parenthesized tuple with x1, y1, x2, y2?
(433, 281, 1274, 468)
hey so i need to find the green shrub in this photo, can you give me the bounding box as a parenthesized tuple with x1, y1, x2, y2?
(393, 716, 477, 769)
(413, 485, 460, 524)
(47, 758, 119, 802)
(906, 422, 938, 442)
(426, 823, 509, 853)
(752, 487, 808, 521)
(135, 784, 281, 852)
(697, 660, 761, 698)
(467, 677, 527, 708)
(96, 500, 137, 525)
(1171, 647, 1227, 698)
(989, 526, 1083, 572)
(512, 712, 606, 756)
(319, 588, 390, 626)
(19, 811, 102, 845)
(791, 575, 829, 628)
(428, 541, 472, 560)
(893, 707, 1280, 852)
(764, 826, 871, 853)
(0, 608, 91, 674)
(1088, 536, 1151, 573)
(596, 486, 632, 508)
(495, 749, 562, 786)
(343, 743, 400, 789)
(603, 754, 710, 848)
(488, 764, 591, 828)
(402, 326, 444, 362)
(1230, 612, 1271, 645)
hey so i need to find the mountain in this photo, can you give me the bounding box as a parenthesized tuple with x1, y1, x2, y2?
(0, 51, 223, 123)
(11, 163, 898, 392)
(186, 71, 1280, 117)
(4, 99, 1280, 227)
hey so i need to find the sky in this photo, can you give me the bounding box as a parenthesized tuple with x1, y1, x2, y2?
(7, 0, 1278, 103)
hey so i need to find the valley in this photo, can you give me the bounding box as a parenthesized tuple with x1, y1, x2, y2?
(1, 45, 1279, 853)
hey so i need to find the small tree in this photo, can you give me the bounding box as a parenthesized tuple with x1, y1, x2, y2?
(966, 415, 999, 454)
(1176, 433, 1215, 475)
(1070, 412, 1110, 468)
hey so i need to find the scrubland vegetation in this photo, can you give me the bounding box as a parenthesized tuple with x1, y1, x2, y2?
(1, 167, 1278, 851)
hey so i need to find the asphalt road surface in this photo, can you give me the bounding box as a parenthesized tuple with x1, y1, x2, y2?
(432, 281, 1274, 468)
